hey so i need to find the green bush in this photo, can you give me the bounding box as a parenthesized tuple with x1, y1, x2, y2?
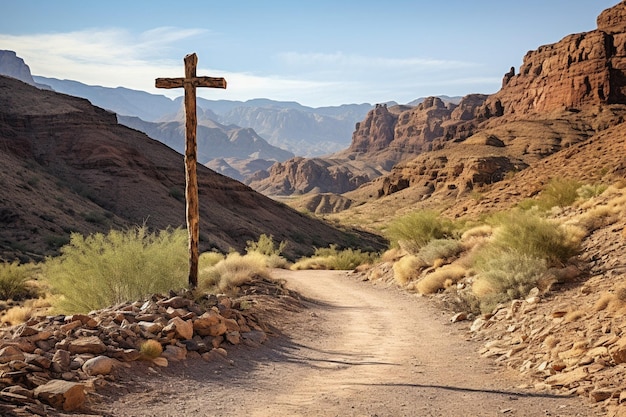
(519, 178, 581, 211)
(386, 210, 457, 254)
(291, 245, 378, 270)
(245, 234, 289, 268)
(417, 239, 464, 266)
(0, 261, 34, 300)
(487, 210, 579, 265)
(472, 251, 547, 313)
(44, 226, 188, 313)
(245, 234, 287, 256)
(577, 183, 608, 200)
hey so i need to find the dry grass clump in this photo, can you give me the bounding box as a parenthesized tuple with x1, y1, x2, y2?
(139, 339, 163, 360)
(574, 205, 620, 233)
(1, 306, 34, 325)
(594, 287, 626, 312)
(381, 247, 404, 263)
(0, 261, 37, 301)
(291, 245, 378, 271)
(199, 252, 271, 295)
(414, 265, 467, 295)
(392, 255, 426, 286)
(461, 225, 493, 241)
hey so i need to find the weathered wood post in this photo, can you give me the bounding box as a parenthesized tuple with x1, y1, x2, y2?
(155, 53, 227, 288)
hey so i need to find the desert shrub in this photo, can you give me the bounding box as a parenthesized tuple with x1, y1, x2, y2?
(519, 178, 582, 211)
(1, 306, 33, 325)
(472, 251, 547, 314)
(44, 226, 188, 313)
(199, 252, 271, 295)
(386, 210, 457, 254)
(417, 239, 464, 266)
(245, 234, 289, 268)
(199, 251, 225, 270)
(415, 264, 467, 295)
(487, 210, 580, 265)
(0, 261, 36, 300)
(577, 183, 608, 200)
(460, 225, 493, 241)
(392, 255, 426, 286)
(245, 234, 287, 256)
(290, 245, 378, 270)
(140, 340, 163, 360)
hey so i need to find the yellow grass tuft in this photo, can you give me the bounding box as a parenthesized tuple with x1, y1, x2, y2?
(140, 339, 163, 359)
(543, 335, 559, 349)
(392, 255, 426, 286)
(461, 225, 493, 241)
(593, 293, 615, 312)
(415, 265, 467, 295)
(1, 306, 34, 325)
(563, 310, 585, 323)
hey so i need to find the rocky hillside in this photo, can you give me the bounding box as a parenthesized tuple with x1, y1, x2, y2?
(250, 2, 626, 202)
(0, 75, 385, 263)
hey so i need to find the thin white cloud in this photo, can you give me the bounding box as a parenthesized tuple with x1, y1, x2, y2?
(0, 28, 500, 107)
(278, 51, 479, 72)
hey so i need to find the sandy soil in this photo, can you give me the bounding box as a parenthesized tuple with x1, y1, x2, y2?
(94, 270, 601, 417)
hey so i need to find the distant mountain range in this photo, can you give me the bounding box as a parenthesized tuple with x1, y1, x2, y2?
(32, 75, 373, 158)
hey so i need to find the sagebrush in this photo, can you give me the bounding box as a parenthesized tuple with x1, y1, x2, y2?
(44, 226, 188, 313)
(291, 245, 378, 270)
(386, 210, 457, 254)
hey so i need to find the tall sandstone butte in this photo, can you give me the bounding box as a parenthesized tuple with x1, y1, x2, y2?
(482, 1, 626, 116)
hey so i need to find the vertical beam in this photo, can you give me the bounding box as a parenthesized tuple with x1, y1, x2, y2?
(183, 53, 199, 289)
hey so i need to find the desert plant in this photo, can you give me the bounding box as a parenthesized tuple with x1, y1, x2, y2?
(245, 234, 287, 257)
(245, 234, 289, 268)
(577, 183, 608, 200)
(199, 252, 271, 295)
(392, 255, 426, 286)
(519, 178, 582, 211)
(386, 210, 457, 254)
(139, 339, 163, 359)
(414, 264, 467, 295)
(0, 261, 35, 300)
(199, 251, 225, 270)
(472, 251, 547, 313)
(44, 226, 188, 313)
(290, 245, 378, 270)
(487, 210, 580, 265)
(417, 239, 464, 266)
(1, 306, 33, 325)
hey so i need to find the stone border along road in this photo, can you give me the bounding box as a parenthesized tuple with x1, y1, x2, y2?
(101, 269, 601, 417)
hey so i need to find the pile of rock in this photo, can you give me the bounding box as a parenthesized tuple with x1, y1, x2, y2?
(0, 291, 268, 415)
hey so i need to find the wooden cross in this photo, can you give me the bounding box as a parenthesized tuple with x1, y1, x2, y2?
(155, 53, 227, 288)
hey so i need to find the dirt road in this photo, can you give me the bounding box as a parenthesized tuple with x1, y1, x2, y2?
(100, 270, 600, 417)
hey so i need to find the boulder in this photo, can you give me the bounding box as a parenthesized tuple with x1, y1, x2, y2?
(163, 317, 193, 340)
(82, 355, 117, 376)
(34, 379, 85, 411)
(68, 336, 107, 355)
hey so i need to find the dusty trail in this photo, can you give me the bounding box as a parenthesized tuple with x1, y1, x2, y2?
(100, 270, 599, 417)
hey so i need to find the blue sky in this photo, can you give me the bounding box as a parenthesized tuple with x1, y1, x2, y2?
(0, 1, 619, 107)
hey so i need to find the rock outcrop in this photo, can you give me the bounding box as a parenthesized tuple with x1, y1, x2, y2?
(481, 1, 626, 117)
(0, 50, 36, 86)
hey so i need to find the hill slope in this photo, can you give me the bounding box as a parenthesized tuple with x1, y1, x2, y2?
(0, 75, 385, 262)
